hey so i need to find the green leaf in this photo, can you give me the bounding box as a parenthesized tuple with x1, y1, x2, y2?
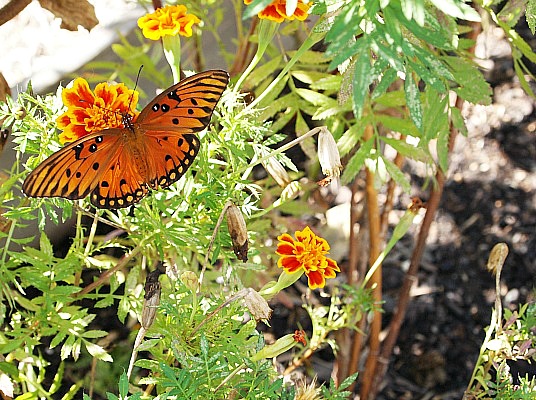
(421, 87, 449, 141)
(341, 138, 374, 185)
(372, 68, 398, 100)
(118, 372, 129, 398)
(338, 122, 366, 157)
(81, 330, 108, 339)
(247, 55, 282, 88)
(295, 89, 337, 107)
(39, 232, 53, 259)
(404, 72, 422, 130)
(325, 2, 363, 48)
(339, 372, 360, 390)
(428, 0, 480, 21)
(444, 56, 492, 105)
(437, 128, 450, 172)
(136, 338, 161, 352)
(450, 107, 467, 137)
(527, 0, 536, 33)
(352, 50, 372, 119)
(380, 136, 430, 163)
(513, 58, 536, 98)
(310, 75, 343, 91)
(377, 115, 421, 138)
(84, 340, 113, 362)
(400, 0, 425, 26)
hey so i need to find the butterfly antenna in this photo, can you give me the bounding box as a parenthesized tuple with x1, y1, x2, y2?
(127, 65, 144, 113)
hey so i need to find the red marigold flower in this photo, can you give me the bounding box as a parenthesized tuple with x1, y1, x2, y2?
(138, 4, 201, 40)
(276, 226, 340, 289)
(56, 78, 139, 144)
(244, 0, 311, 23)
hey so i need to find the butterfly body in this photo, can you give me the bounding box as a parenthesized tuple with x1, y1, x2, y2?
(22, 70, 229, 209)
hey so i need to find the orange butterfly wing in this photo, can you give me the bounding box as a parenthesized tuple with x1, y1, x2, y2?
(22, 70, 229, 209)
(139, 70, 229, 190)
(22, 130, 126, 201)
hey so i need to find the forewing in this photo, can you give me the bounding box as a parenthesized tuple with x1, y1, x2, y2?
(22, 131, 124, 200)
(137, 70, 229, 133)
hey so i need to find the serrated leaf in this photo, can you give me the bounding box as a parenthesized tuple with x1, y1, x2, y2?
(404, 73, 422, 130)
(421, 88, 449, 141)
(383, 156, 411, 192)
(450, 107, 467, 137)
(437, 128, 450, 172)
(528, 0, 536, 33)
(429, 0, 480, 21)
(118, 372, 129, 397)
(339, 372, 359, 390)
(401, 0, 425, 26)
(81, 330, 108, 339)
(338, 122, 366, 157)
(341, 138, 374, 184)
(514, 58, 536, 98)
(84, 341, 113, 362)
(136, 338, 161, 352)
(352, 49, 372, 119)
(372, 68, 398, 100)
(295, 89, 337, 107)
(310, 75, 342, 91)
(381, 136, 430, 163)
(443, 56, 492, 105)
(247, 56, 282, 88)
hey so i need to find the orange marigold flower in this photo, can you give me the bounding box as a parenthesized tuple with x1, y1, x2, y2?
(276, 226, 340, 289)
(138, 4, 201, 40)
(244, 0, 311, 23)
(56, 78, 139, 144)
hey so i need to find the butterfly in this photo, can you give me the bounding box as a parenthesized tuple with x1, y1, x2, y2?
(22, 70, 229, 209)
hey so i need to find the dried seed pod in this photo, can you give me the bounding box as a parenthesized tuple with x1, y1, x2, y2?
(226, 203, 248, 262)
(243, 288, 272, 322)
(141, 269, 163, 329)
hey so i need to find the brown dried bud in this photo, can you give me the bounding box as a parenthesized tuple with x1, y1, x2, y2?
(141, 269, 162, 329)
(243, 288, 272, 322)
(226, 203, 248, 262)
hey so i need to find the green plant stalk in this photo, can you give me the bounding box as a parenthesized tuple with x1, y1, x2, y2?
(163, 35, 182, 84)
(233, 18, 279, 92)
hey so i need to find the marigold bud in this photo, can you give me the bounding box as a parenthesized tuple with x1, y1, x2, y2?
(226, 203, 249, 262)
(251, 333, 297, 361)
(181, 270, 199, 292)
